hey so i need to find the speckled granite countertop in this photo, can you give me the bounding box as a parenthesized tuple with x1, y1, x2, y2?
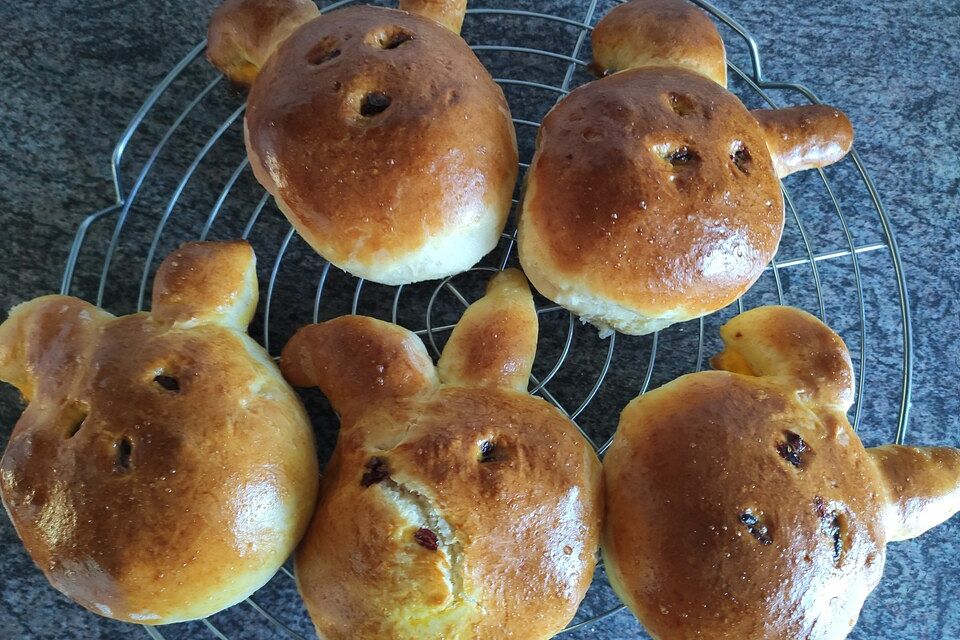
(1, 0, 958, 638)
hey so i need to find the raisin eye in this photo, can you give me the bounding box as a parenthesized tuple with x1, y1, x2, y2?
(115, 436, 133, 473)
(731, 141, 752, 173)
(667, 146, 696, 166)
(154, 375, 180, 392)
(479, 441, 496, 463)
(739, 511, 772, 545)
(414, 527, 438, 551)
(361, 457, 389, 487)
(830, 516, 843, 562)
(776, 431, 808, 467)
(360, 92, 391, 117)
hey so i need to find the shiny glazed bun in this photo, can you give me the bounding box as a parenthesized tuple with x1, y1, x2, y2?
(603, 306, 960, 639)
(281, 270, 602, 640)
(0, 241, 319, 624)
(244, 6, 518, 285)
(518, 0, 854, 336)
(519, 67, 784, 336)
(207, 0, 320, 86)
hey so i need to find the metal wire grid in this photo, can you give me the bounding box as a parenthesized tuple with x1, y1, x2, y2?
(51, 0, 913, 638)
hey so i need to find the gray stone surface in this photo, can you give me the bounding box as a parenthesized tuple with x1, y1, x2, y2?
(0, 0, 958, 638)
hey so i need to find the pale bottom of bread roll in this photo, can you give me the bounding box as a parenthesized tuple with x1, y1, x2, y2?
(522, 258, 689, 336)
(320, 207, 504, 286)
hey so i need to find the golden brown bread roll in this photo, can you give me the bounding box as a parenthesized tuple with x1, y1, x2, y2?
(590, 0, 727, 86)
(603, 306, 960, 639)
(281, 269, 602, 639)
(518, 0, 855, 336)
(207, 0, 320, 86)
(0, 241, 318, 624)
(399, 0, 468, 34)
(229, 5, 517, 285)
(518, 66, 784, 337)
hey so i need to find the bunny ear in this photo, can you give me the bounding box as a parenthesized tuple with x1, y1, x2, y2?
(590, 0, 727, 86)
(151, 241, 258, 331)
(280, 316, 439, 419)
(711, 306, 855, 410)
(437, 269, 537, 392)
(869, 445, 960, 542)
(751, 105, 854, 178)
(0, 295, 112, 402)
(207, 0, 320, 86)
(399, 0, 467, 34)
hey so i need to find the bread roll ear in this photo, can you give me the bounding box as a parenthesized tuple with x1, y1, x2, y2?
(438, 269, 537, 392)
(280, 316, 439, 418)
(399, 0, 467, 34)
(711, 306, 855, 410)
(869, 445, 960, 542)
(590, 0, 727, 86)
(0, 296, 112, 402)
(151, 241, 258, 330)
(752, 105, 854, 178)
(207, 0, 320, 86)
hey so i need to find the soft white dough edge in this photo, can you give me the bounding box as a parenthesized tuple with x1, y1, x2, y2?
(330, 205, 505, 286)
(523, 257, 688, 337)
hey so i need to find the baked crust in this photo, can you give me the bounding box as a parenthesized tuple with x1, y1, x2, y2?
(0, 241, 318, 624)
(281, 270, 603, 639)
(603, 306, 960, 639)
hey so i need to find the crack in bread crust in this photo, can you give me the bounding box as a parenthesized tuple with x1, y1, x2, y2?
(378, 477, 472, 611)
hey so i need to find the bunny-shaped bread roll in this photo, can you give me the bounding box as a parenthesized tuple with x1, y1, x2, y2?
(0, 241, 318, 624)
(603, 306, 960, 639)
(281, 269, 603, 640)
(518, 0, 854, 336)
(206, 0, 517, 286)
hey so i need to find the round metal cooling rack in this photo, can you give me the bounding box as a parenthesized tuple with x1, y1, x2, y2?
(54, 0, 913, 638)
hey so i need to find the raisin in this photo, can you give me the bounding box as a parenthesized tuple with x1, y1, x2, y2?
(479, 441, 496, 463)
(830, 516, 843, 562)
(731, 142, 752, 173)
(739, 511, 772, 545)
(814, 497, 845, 563)
(154, 375, 180, 392)
(361, 457, 389, 487)
(776, 431, 808, 467)
(360, 92, 391, 117)
(115, 436, 133, 473)
(414, 527, 438, 551)
(667, 146, 695, 166)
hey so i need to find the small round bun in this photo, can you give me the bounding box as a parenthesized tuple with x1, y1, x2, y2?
(603, 306, 960, 639)
(246, 6, 518, 285)
(0, 241, 318, 624)
(281, 271, 602, 639)
(591, 0, 727, 86)
(518, 67, 783, 335)
(207, 0, 320, 86)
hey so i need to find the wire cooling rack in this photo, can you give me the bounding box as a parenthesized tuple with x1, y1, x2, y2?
(53, 0, 913, 638)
